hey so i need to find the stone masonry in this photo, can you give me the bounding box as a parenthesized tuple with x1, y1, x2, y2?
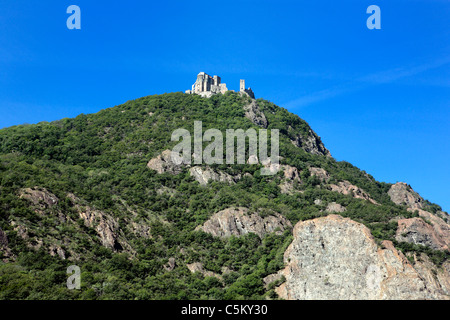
(186, 72, 255, 99)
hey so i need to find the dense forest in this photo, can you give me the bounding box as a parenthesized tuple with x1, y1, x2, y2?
(0, 92, 448, 299)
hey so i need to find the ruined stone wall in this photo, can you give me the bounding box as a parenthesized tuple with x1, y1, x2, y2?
(186, 72, 253, 98)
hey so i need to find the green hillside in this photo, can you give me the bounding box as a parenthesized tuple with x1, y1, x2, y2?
(0, 92, 447, 299)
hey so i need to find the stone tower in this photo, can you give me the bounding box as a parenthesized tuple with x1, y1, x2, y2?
(240, 79, 255, 99)
(240, 80, 245, 92)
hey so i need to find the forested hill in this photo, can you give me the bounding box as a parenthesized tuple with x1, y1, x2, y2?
(0, 91, 448, 299)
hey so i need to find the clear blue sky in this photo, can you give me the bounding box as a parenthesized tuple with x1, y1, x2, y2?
(0, 0, 449, 211)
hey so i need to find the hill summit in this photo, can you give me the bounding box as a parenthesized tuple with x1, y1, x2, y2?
(185, 72, 255, 99)
(0, 91, 448, 299)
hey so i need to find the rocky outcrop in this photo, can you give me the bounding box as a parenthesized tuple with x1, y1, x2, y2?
(263, 272, 284, 289)
(387, 182, 450, 251)
(406, 208, 450, 250)
(49, 244, 66, 260)
(276, 215, 449, 300)
(388, 182, 425, 209)
(19, 187, 59, 213)
(279, 182, 296, 195)
(325, 202, 347, 213)
(130, 221, 152, 240)
(186, 262, 222, 280)
(437, 211, 450, 224)
(329, 181, 378, 204)
(68, 193, 122, 251)
(10, 221, 44, 251)
(10, 221, 29, 240)
(147, 149, 185, 174)
(164, 257, 176, 271)
(156, 186, 177, 196)
(278, 165, 302, 194)
(291, 129, 331, 157)
(196, 207, 291, 238)
(309, 167, 330, 182)
(413, 253, 450, 295)
(282, 165, 301, 181)
(396, 217, 448, 251)
(189, 166, 240, 186)
(148, 149, 245, 185)
(243, 100, 268, 128)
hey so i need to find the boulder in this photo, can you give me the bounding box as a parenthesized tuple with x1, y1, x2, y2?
(276, 215, 449, 300)
(388, 182, 425, 209)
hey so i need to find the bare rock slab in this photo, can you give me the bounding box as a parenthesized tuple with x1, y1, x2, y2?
(196, 207, 291, 239)
(276, 215, 449, 300)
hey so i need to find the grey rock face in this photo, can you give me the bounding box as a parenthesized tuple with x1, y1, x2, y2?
(396, 217, 448, 251)
(186, 262, 223, 280)
(325, 202, 347, 213)
(19, 187, 59, 213)
(413, 253, 450, 296)
(309, 167, 330, 182)
(68, 193, 122, 251)
(276, 215, 449, 300)
(243, 100, 268, 128)
(189, 166, 240, 186)
(387, 182, 450, 251)
(291, 129, 331, 157)
(282, 165, 301, 181)
(329, 180, 378, 204)
(147, 149, 185, 174)
(164, 257, 176, 271)
(388, 182, 425, 209)
(49, 244, 66, 260)
(196, 207, 291, 239)
(405, 208, 450, 250)
(279, 165, 302, 194)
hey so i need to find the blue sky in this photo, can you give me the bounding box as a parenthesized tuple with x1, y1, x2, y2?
(0, 0, 449, 211)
